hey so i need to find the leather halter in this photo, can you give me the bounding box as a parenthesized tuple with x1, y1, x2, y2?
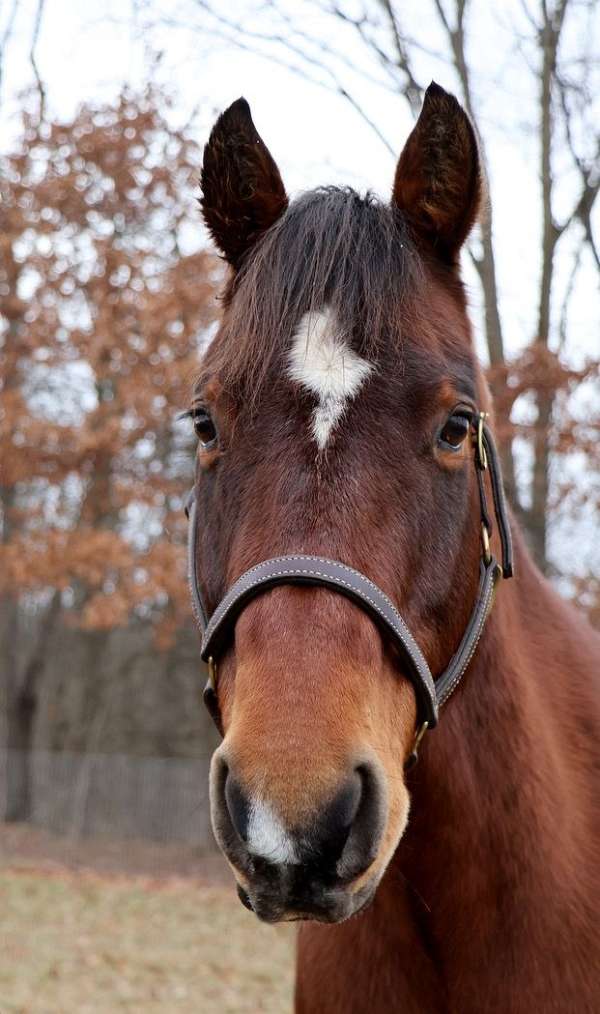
(185, 412, 513, 766)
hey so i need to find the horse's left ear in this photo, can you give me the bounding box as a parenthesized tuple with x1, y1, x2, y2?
(201, 97, 288, 269)
(392, 82, 483, 263)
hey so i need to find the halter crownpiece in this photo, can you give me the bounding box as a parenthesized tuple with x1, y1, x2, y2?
(185, 411, 513, 766)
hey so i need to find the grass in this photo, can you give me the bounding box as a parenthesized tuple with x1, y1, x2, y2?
(0, 869, 295, 1013)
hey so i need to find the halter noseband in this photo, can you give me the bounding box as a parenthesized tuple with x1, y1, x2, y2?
(185, 412, 513, 767)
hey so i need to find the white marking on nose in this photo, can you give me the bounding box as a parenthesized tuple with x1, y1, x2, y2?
(246, 798, 299, 865)
(288, 309, 373, 449)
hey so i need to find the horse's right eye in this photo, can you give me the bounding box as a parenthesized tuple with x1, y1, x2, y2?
(192, 408, 218, 449)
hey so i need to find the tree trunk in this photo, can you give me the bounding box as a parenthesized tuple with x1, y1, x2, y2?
(2, 591, 61, 821)
(5, 692, 36, 822)
(1, 592, 32, 821)
(441, 8, 519, 510)
(474, 216, 520, 509)
(528, 3, 566, 574)
(529, 392, 553, 571)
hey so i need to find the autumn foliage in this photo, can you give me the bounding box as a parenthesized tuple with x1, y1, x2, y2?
(0, 87, 219, 644)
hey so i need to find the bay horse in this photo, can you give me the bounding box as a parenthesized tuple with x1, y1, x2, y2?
(187, 83, 600, 1012)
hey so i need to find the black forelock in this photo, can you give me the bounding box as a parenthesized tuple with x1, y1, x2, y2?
(202, 187, 424, 400)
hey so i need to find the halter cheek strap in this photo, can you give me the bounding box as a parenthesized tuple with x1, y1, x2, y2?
(185, 413, 513, 764)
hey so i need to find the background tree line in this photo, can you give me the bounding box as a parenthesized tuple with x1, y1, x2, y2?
(0, 83, 220, 824)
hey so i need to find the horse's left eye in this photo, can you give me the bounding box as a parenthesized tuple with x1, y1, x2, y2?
(192, 408, 218, 449)
(438, 412, 471, 450)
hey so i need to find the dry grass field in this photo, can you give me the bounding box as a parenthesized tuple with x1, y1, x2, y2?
(0, 827, 295, 1014)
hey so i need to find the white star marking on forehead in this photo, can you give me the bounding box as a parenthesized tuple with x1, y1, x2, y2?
(288, 309, 373, 449)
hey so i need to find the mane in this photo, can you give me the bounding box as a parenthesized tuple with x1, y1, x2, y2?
(200, 187, 424, 403)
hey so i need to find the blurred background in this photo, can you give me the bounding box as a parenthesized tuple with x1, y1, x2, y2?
(0, 0, 598, 1009)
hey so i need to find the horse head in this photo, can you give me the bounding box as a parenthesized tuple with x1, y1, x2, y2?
(191, 83, 500, 923)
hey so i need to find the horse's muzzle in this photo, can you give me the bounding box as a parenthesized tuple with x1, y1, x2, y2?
(209, 750, 388, 923)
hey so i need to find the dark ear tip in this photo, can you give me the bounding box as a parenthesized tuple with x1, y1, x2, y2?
(228, 96, 252, 118)
(204, 98, 258, 159)
(425, 80, 446, 98)
(216, 96, 253, 130)
(423, 81, 461, 114)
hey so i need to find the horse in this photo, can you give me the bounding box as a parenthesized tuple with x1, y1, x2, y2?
(186, 83, 600, 1012)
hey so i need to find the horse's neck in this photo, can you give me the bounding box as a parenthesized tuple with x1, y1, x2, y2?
(414, 525, 598, 814)
(394, 529, 599, 982)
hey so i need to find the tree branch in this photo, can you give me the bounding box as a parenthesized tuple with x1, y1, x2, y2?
(0, 0, 19, 106)
(558, 245, 582, 350)
(375, 0, 423, 114)
(555, 69, 600, 255)
(29, 0, 46, 121)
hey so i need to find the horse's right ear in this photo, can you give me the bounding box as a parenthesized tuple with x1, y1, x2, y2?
(200, 98, 288, 270)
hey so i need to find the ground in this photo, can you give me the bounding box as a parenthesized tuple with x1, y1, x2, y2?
(0, 824, 295, 1013)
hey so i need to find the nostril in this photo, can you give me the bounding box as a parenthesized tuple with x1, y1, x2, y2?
(225, 773, 250, 843)
(336, 762, 386, 882)
(318, 771, 363, 864)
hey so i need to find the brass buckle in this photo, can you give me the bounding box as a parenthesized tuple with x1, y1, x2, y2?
(405, 720, 429, 771)
(476, 412, 488, 471)
(207, 656, 217, 692)
(413, 720, 429, 754)
(481, 522, 492, 565)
